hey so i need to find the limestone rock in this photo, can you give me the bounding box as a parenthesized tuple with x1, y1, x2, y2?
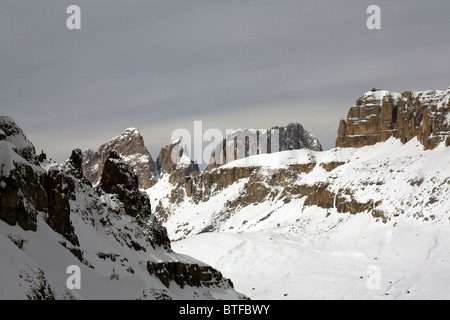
(0, 117, 46, 231)
(1, 116, 245, 300)
(147, 261, 235, 290)
(156, 140, 199, 184)
(99, 151, 152, 219)
(336, 87, 450, 149)
(207, 123, 322, 170)
(82, 128, 157, 189)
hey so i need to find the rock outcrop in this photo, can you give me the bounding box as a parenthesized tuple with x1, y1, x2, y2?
(1, 116, 245, 300)
(147, 262, 234, 289)
(336, 87, 450, 149)
(82, 128, 157, 189)
(99, 151, 153, 219)
(0, 116, 48, 232)
(207, 123, 322, 170)
(156, 140, 200, 184)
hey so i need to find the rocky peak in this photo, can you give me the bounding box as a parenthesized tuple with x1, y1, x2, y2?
(0, 116, 38, 165)
(156, 140, 200, 184)
(336, 86, 450, 149)
(206, 123, 322, 170)
(99, 151, 153, 219)
(0, 117, 46, 232)
(276, 122, 323, 151)
(82, 128, 157, 189)
(1, 116, 246, 300)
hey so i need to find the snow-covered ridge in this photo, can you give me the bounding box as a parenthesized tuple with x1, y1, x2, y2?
(150, 136, 450, 239)
(150, 136, 450, 299)
(337, 86, 450, 149)
(363, 86, 450, 109)
(82, 127, 158, 189)
(206, 122, 322, 171)
(0, 116, 246, 300)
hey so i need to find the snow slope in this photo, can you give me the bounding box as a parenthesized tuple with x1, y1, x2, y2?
(173, 214, 450, 299)
(149, 137, 450, 299)
(0, 117, 245, 300)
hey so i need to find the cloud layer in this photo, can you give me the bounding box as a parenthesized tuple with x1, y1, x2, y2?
(1, 0, 449, 161)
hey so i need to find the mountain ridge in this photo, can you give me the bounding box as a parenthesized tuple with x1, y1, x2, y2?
(0, 116, 246, 300)
(336, 86, 450, 149)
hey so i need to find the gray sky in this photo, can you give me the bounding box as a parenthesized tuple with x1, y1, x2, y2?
(1, 0, 450, 163)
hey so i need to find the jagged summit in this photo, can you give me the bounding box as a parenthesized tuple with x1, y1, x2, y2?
(0, 116, 38, 165)
(156, 139, 200, 184)
(337, 86, 450, 149)
(0, 116, 246, 300)
(206, 122, 322, 171)
(82, 127, 158, 189)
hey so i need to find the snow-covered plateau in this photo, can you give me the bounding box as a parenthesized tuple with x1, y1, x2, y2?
(150, 137, 450, 299)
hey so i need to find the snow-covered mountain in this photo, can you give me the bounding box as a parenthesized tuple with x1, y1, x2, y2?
(207, 122, 322, 171)
(3, 85, 449, 300)
(0, 116, 246, 300)
(150, 137, 450, 240)
(337, 87, 450, 149)
(148, 86, 450, 299)
(82, 129, 201, 189)
(156, 139, 200, 184)
(82, 128, 158, 189)
(151, 137, 450, 299)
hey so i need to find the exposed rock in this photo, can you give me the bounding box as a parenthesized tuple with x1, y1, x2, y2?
(20, 267, 56, 300)
(99, 151, 152, 219)
(46, 168, 79, 246)
(320, 161, 346, 172)
(38, 151, 47, 163)
(150, 87, 450, 242)
(156, 140, 199, 184)
(0, 116, 38, 165)
(185, 167, 255, 203)
(207, 123, 322, 170)
(0, 117, 47, 231)
(1, 116, 245, 300)
(82, 128, 157, 189)
(147, 261, 235, 290)
(336, 87, 450, 149)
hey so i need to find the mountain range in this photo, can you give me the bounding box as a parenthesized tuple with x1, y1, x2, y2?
(1, 85, 449, 299)
(0, 116, 245, 299)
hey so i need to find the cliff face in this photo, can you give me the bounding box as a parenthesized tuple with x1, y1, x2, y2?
(150, 138, 450, 242)
(0, 117, 246, 300)
(207, 123, 322, 171)
(156, 140, 200, 184)
(82, 128, 158, 189)
(336, 87, 450, 149)
(149, 87, 450, 242)
(0, 116, 47, 232)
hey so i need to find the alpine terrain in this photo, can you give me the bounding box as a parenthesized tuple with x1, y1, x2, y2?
(2, 85, 449, 300)
(0, 116, 246, 300)
(149, 86, 450, 299)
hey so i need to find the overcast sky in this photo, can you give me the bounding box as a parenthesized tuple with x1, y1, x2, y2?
(1, 0, 450, 163)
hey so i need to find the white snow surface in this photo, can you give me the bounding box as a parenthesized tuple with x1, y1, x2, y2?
(149, 137, 450, 299)
(0, 188, 243, 299)
(0, 121, 244, 300)
(363, 86, 450, 109)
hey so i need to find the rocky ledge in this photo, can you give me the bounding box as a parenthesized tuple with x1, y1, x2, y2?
(336, 87, 450, 149)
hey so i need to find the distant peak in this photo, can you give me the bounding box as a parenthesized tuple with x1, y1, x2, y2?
(109, 127, 142, 142)
(123, 127, 140, 135)
(0, 115, 16, 123)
